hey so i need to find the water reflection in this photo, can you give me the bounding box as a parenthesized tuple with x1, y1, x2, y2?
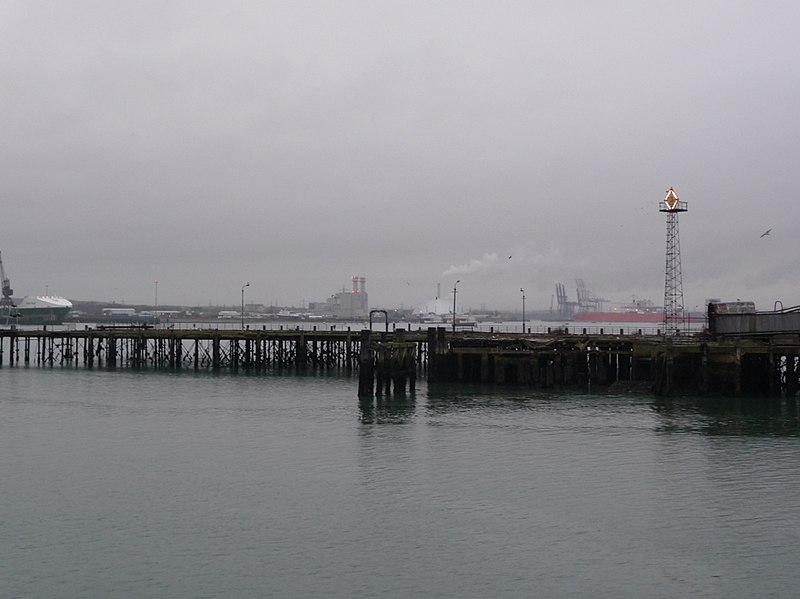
(652, 395, 800, 437)
(424, 382, 800, 438)
(423, 382, 599, 416)
(359, 376, 800, 437)
(358, 395, 417, 424)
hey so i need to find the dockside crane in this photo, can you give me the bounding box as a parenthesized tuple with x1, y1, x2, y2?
(1, 251, 15, 307)
(575, 278, 608, 312)
(554, 282, 578, 316)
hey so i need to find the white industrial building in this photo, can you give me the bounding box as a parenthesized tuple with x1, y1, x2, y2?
(311, 276, 369, 319)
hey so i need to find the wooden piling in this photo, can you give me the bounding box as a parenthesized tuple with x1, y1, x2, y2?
(1, 326, 799, 398)
(212, 336, 220, 370)
(358, 329, 373, 397)
(296, 333, 307, 373)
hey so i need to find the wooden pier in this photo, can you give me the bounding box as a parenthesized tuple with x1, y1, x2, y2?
(0, 327, 377, 372)
(425, 329, 800, 396)
(2, 325, 800, 397)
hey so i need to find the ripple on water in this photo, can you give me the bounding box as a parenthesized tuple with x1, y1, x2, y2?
(2, 369, 800, 598)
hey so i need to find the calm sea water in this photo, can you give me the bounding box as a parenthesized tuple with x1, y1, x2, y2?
(2, 367, 799, 598)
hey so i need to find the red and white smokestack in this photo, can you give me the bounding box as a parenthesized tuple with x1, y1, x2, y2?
(359, 277, 366, 294)
(352, 276, 359, 293)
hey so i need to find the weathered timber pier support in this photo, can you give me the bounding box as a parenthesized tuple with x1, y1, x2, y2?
(358, 329, 417, 397)
(3, 326, 800, 397)
(0, 327, 364, 372)
(422, 327, 800, 397)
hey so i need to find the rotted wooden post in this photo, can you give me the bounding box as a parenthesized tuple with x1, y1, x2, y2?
(733, 346, 742, 396)
(174, 335, 182, 369)
(376, 345, 388, 396)
(212, 335, 221, 370)
(408, 340, 417, 393)
(700, 343, 710, 394)
(8, 331, 16, 365)
(663, 338, 674, 395)
(168, 336, 176, 368)
(296, 332, 307, 373)
(107, 335, 117, 370)
(346, 329, 353, 374)
(427, 327, 450, 383)
(391, 329, 412, 394)
(358, 329, 374, 397)
(786, 354, 798, 397)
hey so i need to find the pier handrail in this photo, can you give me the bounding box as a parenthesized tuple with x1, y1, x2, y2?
(369, 310, 389, 333)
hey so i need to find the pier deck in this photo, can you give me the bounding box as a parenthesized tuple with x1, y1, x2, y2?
(2, 326, 799, 397)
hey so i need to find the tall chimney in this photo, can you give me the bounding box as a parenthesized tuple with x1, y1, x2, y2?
(359, 277, 366, 294)
(352, 276, 358, 293)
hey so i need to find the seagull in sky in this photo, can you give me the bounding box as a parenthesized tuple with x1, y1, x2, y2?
(760, 228, 772, 238)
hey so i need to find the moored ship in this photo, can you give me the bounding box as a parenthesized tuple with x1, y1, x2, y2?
(1, 295, 74, 325)
(571, 301, 706, 324)
(572, 297, 664, 322)
(1, 250, 73, 325)
(556, 280, 704, 323)
(572, 309, 663, 323)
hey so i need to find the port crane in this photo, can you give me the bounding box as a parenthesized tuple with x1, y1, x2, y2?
(575, 279, 608, 312)
(555, 282, 578, 316)
(555, 279, 609, 316)
(0, 251, 15, 307)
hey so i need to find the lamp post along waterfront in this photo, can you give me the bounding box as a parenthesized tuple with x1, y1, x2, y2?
(520, 288, 526, 333)
(452, 280, 460, 333)
(241, 282, 250, 330)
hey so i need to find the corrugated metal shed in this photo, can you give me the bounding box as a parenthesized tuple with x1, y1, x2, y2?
(711, 312, 800, 335)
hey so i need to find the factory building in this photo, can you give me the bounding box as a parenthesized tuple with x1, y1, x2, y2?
(310, 276, 368, 319)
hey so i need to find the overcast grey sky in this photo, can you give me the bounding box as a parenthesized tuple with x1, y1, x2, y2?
(2, 1, 798, 311)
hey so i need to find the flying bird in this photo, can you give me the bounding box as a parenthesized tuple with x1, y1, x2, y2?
(760, 228, 772, 238)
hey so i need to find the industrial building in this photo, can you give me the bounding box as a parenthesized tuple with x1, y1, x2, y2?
(310, 276, 369, 319)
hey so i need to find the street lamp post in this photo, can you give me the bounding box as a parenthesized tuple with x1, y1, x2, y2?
(241, 282, 250, 330)
(520, 288, 526, 333)
(452, 280, 460, 333)
(154, 280, 158, 308)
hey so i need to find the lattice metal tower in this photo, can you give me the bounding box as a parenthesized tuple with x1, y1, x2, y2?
(659, 187, 688, 334)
